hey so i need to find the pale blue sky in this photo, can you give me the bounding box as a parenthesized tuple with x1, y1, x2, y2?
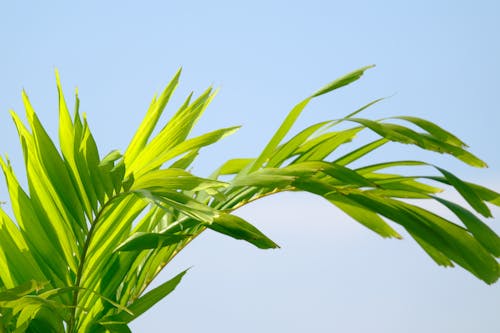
(0, 1, 499, 332)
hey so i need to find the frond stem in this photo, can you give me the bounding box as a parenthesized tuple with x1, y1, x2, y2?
(67, 195, 123, 333)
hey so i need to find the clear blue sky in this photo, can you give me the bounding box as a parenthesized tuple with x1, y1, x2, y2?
(0, 1, 499, 332)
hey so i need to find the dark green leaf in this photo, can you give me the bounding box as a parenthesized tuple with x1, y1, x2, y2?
(208, 213, 279, 249)
(0, 280, 47, 302)
(326, 192, 402, 239)
(115, 232, 191, 252)
(434, 197, 500, 256)
(411, 233, 454, 267)
(436, 167, 491, 217)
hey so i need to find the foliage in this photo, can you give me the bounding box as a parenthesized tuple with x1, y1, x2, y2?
(0, 66, 499, 332)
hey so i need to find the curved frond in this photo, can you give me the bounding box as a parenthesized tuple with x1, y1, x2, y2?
(0, 66, 498, 332)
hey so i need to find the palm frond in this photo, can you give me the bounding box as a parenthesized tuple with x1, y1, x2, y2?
(0, 66, 498, 332)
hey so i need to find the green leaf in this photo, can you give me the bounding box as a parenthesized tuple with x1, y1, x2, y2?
(0, 210, 46, 288)
(346, 118, 487, 167)
(309, 161, 375, 187)
(232, 172, 297, 188)
(266, 121, 331, 168)
(169, 148, 200, 170)
(460, 182, 500, 207)
(214, 158, 255, 176)
(426, 177, 500, 207)
(344, 191, 499, 284)
(436, 167, 492, 217)
(465, 182, 500, 206)
(333, 138, 388, 166)
(434, 197, 500, 256)
(248, 98, 312, 173)
(2, 66, 499, 333)
(391, 116, 467, 148)
(311, 65, 375, 97)
(115, 232, 191, 252)
(208, 213, 279, 249)
(325, 192, 402, 239)
(99, 150, 122, 168)
(294, 128, 363, 163)
(355, 160, 428, 174)
(366, 179, 441, 197)
(111, 269, 188, 323)
(411, 234, 454, 267)
(0, 280, 47, 302)
(125, 68, 182, 165)
(132, 169, 228, 192)
(27, 307, 66, 333)
(22, 91, 86, 231)
(245, 67, 376, 174)
(0, 157, 68, 287)
(134, 126, 240, 177)
(128, 87, 219, 175)
(99, 322, 132, 333)
(134, 189, 216, 223)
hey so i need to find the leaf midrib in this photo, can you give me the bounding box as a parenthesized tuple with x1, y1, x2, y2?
(68, 193, 125, 333)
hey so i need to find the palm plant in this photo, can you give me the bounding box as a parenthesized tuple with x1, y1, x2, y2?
(0, 66, 498, 332)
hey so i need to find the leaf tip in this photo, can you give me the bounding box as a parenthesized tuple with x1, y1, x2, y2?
(54, 68, 63, 89)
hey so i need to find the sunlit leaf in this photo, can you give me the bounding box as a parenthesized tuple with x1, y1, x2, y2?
(208, 213, 279, 249)
(0, 66, 498, 332)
